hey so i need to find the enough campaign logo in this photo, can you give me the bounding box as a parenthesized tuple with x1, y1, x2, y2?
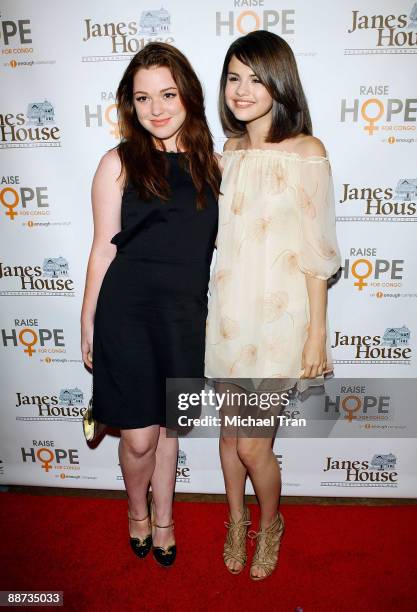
(332, 326, 412, 365)
(0, 174, 71, 229)
(321, 453, 398, 488)
(1, 175, 49, 221)
(340, 247, 406, 294)
(1, 318, 66, 358)
(0, 15, 32, 55)
(337, 178, 417, 221)
(84, 91, 118, 138)
(21, 439, 80, 476)
(216, 1, 295, 37)
(15, 387, 86, 422)
(0, 100, 61, 148)
(324, 383, 391, 423)
(340, 85, 417, 144)
(0, 11, 55, 69)
(0, 257, 75, 296)
(82, 8, 174, 61)
(176, 449, 191, 483)
(345, 5, 417, 54)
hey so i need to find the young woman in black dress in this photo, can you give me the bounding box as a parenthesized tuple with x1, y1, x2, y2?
(81, 43, 220, 567)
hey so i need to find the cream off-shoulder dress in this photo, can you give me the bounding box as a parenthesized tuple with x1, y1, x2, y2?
(204, 148, 341, 392)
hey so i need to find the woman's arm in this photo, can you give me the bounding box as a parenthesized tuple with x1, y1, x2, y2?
(295, 135, 340, 379)
(302, 276, 327, 378)
(80, 149, 123, 368)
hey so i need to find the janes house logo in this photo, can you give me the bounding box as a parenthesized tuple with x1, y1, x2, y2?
(0, 257, 75, 296)
(324, 383, 390, 423)
(332, 326, 412, 364)
(21, 439, 80, 478)
(15, 387, 86, 421)
(216, 1, 295, 37)
(337, 178, 417, 219)
(345, 5, 417, 52)
(322, 453, 398, 487)
(0, 101, 61, 148)
(85, 91, 119, 138)
(1, 318, 66, 358)
(341, 247, 406, 294)
(82, 8, 174, 60)
(340, 85, 417, 144)
(176, 449, 191, 483)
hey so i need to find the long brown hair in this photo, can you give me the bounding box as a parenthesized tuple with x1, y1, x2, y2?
(116, 42, 220, 209)
(219, 30, 312, 142)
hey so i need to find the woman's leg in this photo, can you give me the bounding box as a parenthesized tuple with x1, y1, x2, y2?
(217, 382, 249, 572)
(236, 436, 282, 579)
(119, 425, 160, 539)
(149, 426, 178, 548)
(220, 434, 248, 572)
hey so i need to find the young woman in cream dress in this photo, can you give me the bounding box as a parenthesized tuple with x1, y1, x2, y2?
(205, 31, 341, 580)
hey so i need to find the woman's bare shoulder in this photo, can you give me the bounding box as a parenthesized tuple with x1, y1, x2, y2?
(97, 147, 122, 174)
(223, 137, 244, 152)
(293, 135, 327, 159)
(93, 147, 126, 192)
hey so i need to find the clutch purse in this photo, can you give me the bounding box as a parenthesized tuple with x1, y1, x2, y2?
(83, 381, 106, 442)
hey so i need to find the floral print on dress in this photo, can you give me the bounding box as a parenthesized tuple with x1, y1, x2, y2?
(205, 149, 341, 384)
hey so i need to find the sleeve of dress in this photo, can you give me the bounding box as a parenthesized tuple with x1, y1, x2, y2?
(296, 157, 341, 280)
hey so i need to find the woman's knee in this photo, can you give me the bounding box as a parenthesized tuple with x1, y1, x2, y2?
(121, 429, 158, 459)
(220, 432, 238, 449)
(236, 438, 271, 468)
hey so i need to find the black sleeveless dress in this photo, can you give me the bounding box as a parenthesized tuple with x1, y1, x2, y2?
(92, 152, 218, 428)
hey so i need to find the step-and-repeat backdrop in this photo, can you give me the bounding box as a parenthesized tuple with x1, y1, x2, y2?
(1, 0, 416, 497)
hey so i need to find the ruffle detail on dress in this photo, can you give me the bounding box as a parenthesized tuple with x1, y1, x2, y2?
(111, 208, 167, 250)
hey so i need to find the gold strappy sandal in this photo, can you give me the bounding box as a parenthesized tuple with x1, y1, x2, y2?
(248, 512, 285, 581)
(223, 506, 251, 574)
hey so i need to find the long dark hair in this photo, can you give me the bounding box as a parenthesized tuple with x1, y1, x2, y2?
(116, 42, 220, 209)
(219, 30, 312, 142)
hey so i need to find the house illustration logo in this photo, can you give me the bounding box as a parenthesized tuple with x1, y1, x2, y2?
(336, 180, 417, 220)
(382, 326, 410, 347)
(59, 388, 84, 406)
(27, 100, 55, 126)
(395, 179, 417, 201)
(370, 453, 397, 470)
(0, 257, 74, 296)
(409, 3, 417, 27)
(321, 454, 398, 486)
(178, 449, 186, 466)
(42, 257, 69, 278)
(138, 7, 171, 34)
(176, 449, 191, 483)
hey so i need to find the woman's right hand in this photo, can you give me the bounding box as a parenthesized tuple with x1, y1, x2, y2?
(81, 320, 94, 369)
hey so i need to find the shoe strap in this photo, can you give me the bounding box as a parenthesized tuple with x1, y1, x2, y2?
(152, 520, 174, 529)
(225, 506, 251, 529)
(128, 512, 149, 522)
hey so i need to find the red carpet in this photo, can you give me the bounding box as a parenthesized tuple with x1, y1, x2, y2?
(1, 493, 416, 612)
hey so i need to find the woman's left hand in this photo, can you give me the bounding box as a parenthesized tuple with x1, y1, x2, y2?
(301, 330, 327, 379)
